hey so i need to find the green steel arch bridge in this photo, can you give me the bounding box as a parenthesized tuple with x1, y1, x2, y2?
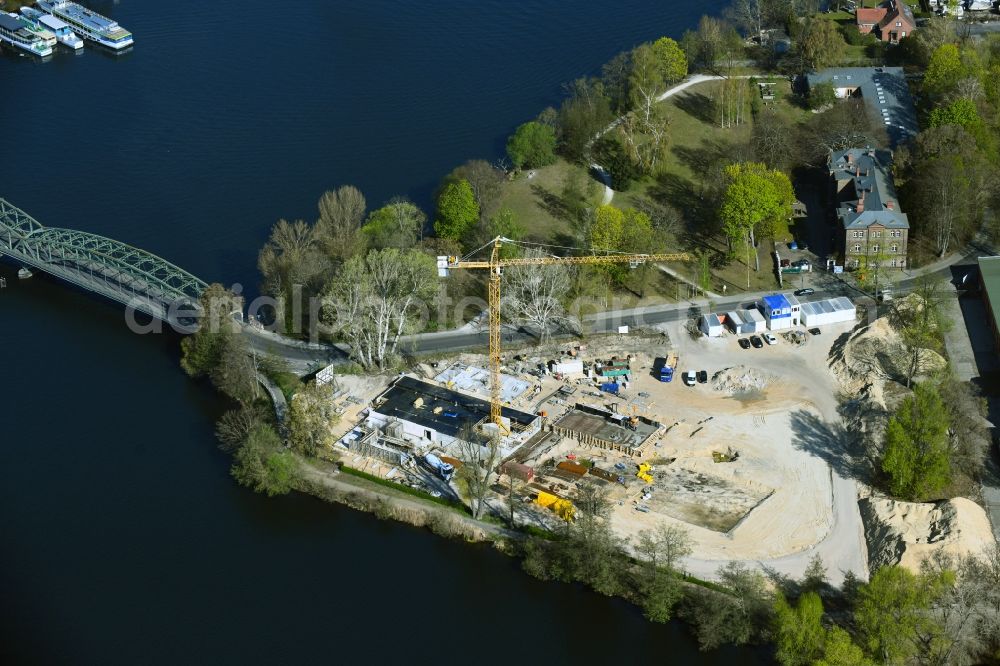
(0, 198, 207, 325)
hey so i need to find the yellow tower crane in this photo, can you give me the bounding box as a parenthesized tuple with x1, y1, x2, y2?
(442, 237, 690, 435)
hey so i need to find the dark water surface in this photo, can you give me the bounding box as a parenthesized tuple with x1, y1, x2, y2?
(1, 1, 770, 663)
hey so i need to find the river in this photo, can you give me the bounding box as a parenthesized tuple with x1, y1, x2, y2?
(0, 1, 770, 663)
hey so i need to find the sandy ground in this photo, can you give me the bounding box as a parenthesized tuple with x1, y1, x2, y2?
(592, 320, 869, 585)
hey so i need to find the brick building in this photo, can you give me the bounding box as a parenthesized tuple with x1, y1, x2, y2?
(856, 0, 917, 44)
(829, 147, 909, 270)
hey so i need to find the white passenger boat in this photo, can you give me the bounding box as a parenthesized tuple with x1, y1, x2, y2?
(0, 13, 53, 57)
(36, 1, 132, 50)
(9, 11, 56, 48)
(18, 268, 33, 279)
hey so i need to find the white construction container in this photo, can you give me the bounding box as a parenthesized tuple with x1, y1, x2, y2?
(800, 297, 856, 327)
(551, 359, 584, 375)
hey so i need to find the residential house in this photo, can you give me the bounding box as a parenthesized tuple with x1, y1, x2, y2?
(829, 147, 909, 270)
(855, 0, 917, 44)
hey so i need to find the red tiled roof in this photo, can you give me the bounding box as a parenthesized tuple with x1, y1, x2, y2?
(856, 7, 887, 24)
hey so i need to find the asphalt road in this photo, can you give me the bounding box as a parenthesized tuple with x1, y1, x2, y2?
(247, 250, 985, 372)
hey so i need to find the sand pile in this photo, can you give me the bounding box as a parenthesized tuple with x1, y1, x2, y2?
(828, 311, 946, 408)
(711, 366, 774, 394)
(860, 496, 995, 573)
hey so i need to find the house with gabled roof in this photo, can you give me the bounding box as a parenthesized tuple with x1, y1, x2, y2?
(829, 147, 909, 270)
(855, 0, 917, 44)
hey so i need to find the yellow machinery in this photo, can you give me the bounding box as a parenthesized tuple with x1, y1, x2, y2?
(637, 463, 654, 484)
(444, 237, 690, 435)
(535, 490, 576, 521)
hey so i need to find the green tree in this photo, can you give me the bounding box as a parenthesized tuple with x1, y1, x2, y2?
(231, 424, 297, 497)
(629, 43, 666, 124)
(506, 121, 557, 170)
(923, 43, 964, 99)
(855, 565, 953, 665)
(635, 524, 692, 623)
(434, 179, 480, 241)
(808, 81, 836, 110)
(773, 591, 825, 666)
(816, 627, 873, 666)
(315, 185, 367, 263)
(363, 199, 426, 250)
(180, 283, 242, 378)
(287, 380, 338, 457)
(593, 135, 640, 190)
(557, 77, 614, 162)
(929, 98, 990, 149)
(651, 36, 688, 84)
(796, 17, 845, 71)
(719, 162, 794, 286)
(881, 382, 952, 500)
(588, 205, 656, 286)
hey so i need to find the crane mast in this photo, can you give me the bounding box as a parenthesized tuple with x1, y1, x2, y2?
(444, 237, 690, 435)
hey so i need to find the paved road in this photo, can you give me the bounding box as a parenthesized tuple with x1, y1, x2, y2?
(252, 248, 985, 372)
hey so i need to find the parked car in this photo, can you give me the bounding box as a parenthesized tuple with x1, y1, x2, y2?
(683, 371, 697, 386)
(696, 370, 708, 383)
(794, 287, 815, 296)
(764, 333, 777, 345)
(738, 338, 751, 349)
(750, 335, 764, 348)
(809, 327, 821, 336)
(792, 259, 811, 268)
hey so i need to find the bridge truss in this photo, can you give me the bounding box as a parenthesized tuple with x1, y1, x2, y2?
(0, 198, 208, 324)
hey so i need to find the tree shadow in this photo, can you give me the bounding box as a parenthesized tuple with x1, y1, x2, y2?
(672, 91, 716, 125)
(788, 408, 876, 485)
(647, 172, 722, 249)
(530, 184, 572, 223)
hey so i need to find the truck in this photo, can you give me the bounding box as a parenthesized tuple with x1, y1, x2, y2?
(657, 354, 679, 382)
(424, 453, 455, 482)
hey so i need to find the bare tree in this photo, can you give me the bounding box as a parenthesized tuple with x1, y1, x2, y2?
(216, 403, 271, 452)
(635, 523, 693, 573)
(315, 185, 367, 262)
(456, 423, 502, 520)
(728, 0, 765, 39)
(258, 218, 328, 331)
(502, 248, 578, 342)
(322, 249, 437, 369)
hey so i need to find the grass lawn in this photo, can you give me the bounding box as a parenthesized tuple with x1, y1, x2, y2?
(493, 159, 603, 246)
(615, 78, 812, 296)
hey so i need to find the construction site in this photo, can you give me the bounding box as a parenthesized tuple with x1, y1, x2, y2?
(315, 310, 875, 577)
(309, 240, 994, 583)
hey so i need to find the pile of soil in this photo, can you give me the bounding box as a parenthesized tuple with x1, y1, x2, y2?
(859, 496, 994, 573)
(828, 304, 946, 408)
(711, 366, 774, 394)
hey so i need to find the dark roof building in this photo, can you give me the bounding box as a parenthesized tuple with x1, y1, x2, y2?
(370, 376, 538, 440)
(978, 256, 1000, 354)
(829, 147, 909, 269)
(805, 67, 918, 147)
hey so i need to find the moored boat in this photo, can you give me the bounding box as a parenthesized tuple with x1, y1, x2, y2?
(23, 6, 83, 50)
(36, 1, 132, 50)
(9, 11, 56, 48)
(0, 13, 53, 57)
